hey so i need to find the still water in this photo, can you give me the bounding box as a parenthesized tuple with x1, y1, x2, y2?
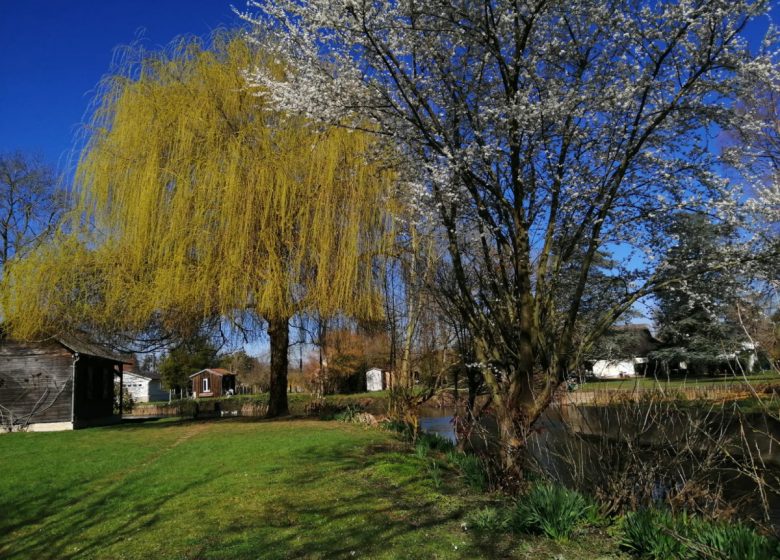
(419, 404, 780, 526)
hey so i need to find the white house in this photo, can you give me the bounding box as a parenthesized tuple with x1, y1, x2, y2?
(122, 370, 168, 403)
(591, 357, 649, 379)
(366, 368, 384, 392)
(590, 325, 660, 379)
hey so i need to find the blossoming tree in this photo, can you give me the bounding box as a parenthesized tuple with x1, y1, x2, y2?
(239, 0, 778, 471)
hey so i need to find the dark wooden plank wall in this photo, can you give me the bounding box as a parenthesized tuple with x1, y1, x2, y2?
(0, 340, 74, 424)
(192, 371, 222, 398)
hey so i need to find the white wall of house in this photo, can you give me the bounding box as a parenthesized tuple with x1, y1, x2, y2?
(592, 359, 636, 379)
(366, 368, 383, 391)
(123, 372, 168, 402)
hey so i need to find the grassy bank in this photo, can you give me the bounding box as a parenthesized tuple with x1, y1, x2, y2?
(581, 371, 780, 391)
(0, 418, 624, 559)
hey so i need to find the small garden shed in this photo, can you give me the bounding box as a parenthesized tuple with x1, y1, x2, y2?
(0, 335, 131, 431)
(366, 367, 384, 391)
(190, 368, 236, 398)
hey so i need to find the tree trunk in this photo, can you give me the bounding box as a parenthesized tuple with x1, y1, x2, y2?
(496, 403, 524, 483)
(267, 316, 290, 418)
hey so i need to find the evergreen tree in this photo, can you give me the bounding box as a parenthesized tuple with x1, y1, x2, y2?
(652, 214, 743, 374)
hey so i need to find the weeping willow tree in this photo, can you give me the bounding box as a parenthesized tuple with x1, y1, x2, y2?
(0, 33, 396, 416)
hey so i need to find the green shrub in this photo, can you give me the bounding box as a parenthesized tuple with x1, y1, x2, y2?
(381, 419, 415, 440)
(331, 404, 361, 422)
(510, 483, 593, 541)
(447, 451, 488, 491)
(619, 508, 690, 559)
(691, 519, 777, 560)
(465, 506, 510, 534)
(619, 508, 778, 560)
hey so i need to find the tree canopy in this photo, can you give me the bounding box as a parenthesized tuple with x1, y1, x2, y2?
(1, 34, 395, 334)
(240, 0, 779, 469)
(0, 34, 397, 415)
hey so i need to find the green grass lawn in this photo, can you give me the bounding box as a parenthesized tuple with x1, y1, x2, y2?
(0, 418, 623, 559)
(581, 370, 780, 391)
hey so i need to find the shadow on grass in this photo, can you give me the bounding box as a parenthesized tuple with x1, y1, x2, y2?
(1, 419, 503, 559)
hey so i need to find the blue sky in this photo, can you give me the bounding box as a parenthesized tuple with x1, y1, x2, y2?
(1, 1, 776, 177)
(0, 1, 776, 350)
(0, 1, 244, 173)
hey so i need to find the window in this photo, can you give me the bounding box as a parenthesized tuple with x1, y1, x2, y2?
(202, 377, 210, 393)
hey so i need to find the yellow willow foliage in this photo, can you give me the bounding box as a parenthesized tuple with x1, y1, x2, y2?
(1, 35, 396, 339)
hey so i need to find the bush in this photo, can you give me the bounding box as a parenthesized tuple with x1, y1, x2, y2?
(510, 483, 593, 541)
(465, 506, 509, 534)
(619, 507, 778, 560)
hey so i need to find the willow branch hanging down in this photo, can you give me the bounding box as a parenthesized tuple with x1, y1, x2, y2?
(0, 33, 398, 341)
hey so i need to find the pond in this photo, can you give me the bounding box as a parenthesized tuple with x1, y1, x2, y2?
(419, 403, 780, 527)
(418, 406, 457, 443)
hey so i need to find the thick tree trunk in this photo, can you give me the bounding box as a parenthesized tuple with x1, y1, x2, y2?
(267, 316, 290, 418)
(496, 405, 524, 483)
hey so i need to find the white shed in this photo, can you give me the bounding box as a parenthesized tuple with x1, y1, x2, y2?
(122, 371, 168, 403)
(366, 368, 384, 392)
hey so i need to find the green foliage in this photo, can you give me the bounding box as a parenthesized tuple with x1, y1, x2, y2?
(414, 440, 429, 459)
(381, 419, 416, 441)
(159, 335, 220, 390)
(427, 459, 443, 490)
(465, 506, 510, 534)
(417, 431, 455, 452)
(331, 404, 361, 422)
(694, 521, 777, 560)
(510, 483, 593, 541)
(619, 507, 778, 560)
(447, 451, 488, 491)
(619, 508, 689, 559)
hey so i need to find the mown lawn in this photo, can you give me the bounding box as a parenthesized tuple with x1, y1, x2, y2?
(0, 418, 623, 559)
(582, 370, 780, 391)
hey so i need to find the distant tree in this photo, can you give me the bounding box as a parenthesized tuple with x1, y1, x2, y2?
(159, 336, 220, 392)
(652, 214, 744, 374)
(0, 152, 66, 268)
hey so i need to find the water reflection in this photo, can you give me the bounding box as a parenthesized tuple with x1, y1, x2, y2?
(419, 403, 780, 526)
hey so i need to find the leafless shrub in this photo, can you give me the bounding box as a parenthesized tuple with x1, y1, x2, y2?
(526, 392, 779, 529)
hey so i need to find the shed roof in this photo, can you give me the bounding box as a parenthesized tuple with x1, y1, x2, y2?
(56, 334, 133, 364)
(123, 369, 162, 381)
(189, 368, 235, 378)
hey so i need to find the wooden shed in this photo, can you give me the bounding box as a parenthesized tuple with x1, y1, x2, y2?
(190, 368, 236, 398)
(0, 335, 131, 431)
